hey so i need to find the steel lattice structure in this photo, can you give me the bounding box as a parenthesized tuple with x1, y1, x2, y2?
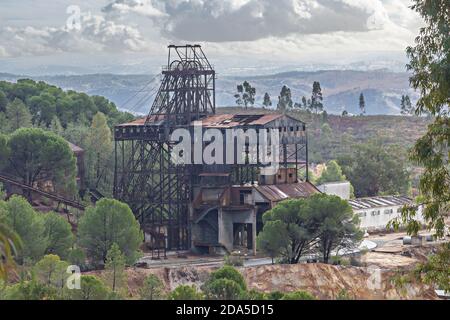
(114, 45, 310, 253)
(114, 45, 215, 251)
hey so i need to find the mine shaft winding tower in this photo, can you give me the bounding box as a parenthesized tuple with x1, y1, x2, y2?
(114, 45, 314, 254)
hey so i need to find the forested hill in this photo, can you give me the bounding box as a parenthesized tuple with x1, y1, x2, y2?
(0, 79, 134, 132)
(218, 107, 429, 164)
(0, 70, 415, 116)
(0, 79, 135, 197)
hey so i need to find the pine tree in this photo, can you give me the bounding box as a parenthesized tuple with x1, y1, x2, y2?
(311, 82, 323, 113)
(86, 112, 113, 192)
(104, 243, 126, 293)
(359, 93, 366, 115)
(49, 116, 64, 136)
(262, 92, 272, 109)
(0, 90, 8, 113)
(5, 98, 32, 132)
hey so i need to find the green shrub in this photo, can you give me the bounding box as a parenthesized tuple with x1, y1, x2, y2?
(167, 285, 203, 300)
(207, 265, 246, 291)
(224, 254, 244, 267)
(204, 278, 245, 300)
(140, 274, 164, 300)
(246, 289, 267, 300)
(281, 290, 316, 300)
(65, 275, 110, 300)
(2, 279, 58, 300)
(336, 289, 354, 300)
(266, 291, 285, 300)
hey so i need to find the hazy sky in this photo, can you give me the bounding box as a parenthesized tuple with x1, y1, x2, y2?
(0, 0, 424, 74)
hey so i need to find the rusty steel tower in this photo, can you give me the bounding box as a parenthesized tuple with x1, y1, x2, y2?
(114, 45, 311, 255)
(114, 45, 216, 251)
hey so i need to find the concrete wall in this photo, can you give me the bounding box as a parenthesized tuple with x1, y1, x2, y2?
(317, 181, 351, 200)
(218, 208, 256, 254)
(354, 205, 425, 231)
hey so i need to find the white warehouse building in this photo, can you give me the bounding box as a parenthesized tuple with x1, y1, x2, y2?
(348, 195, 425, 232)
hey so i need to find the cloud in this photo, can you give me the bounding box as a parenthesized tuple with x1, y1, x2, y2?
(103, 0, 167, 18)
(0, 0, 423, 66)
(0, 13, 148, 58)
(102, 0, 395, 42)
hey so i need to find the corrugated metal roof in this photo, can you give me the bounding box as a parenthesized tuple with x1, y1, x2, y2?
(348, 195, 412, 210)
(255, 182, 320, 202)
(116, 113, 305, 129)
(197, 113, 284, 128)
(116, 115, 166, 127)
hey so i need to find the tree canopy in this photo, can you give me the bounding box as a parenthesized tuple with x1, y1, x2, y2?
(77, 198, 143, 265)
(0, 128, 77, 196)
(203, 265, 247, 300)
(257, 194, 361, 264)
(338, 142, 410, 197)
(0, 79, 133, 130)
(85, 112, 113, 194)
(277, 85, 293, 113)
(0, 195, 47, 261)
(316, 160, 347, 185)
(41, 212, 74, 259)
(234, 81, 256, 109)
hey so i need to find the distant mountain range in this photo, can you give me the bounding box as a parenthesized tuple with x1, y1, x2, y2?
(0, 69, 416, 115)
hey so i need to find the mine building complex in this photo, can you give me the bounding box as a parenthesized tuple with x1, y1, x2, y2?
(113, 45, 319, 255)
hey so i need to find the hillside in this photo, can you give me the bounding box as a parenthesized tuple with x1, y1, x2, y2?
(0, 69, 415, 115)
(218, 107, 429, 157)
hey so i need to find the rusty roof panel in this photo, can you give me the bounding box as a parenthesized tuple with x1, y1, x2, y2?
(197, 113, 285, 128)
(116, 115, 166, 127)
(255, 182, 320, 202)
(116, 113, 302, 129)
(116, 118, 146, 127)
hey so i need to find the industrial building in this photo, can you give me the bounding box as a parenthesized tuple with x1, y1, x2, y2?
(113, 45, 318, 255)
(348, 195, 425, 232)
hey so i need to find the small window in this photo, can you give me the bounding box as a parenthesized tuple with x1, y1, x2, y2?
(288, 173, 293, 178)
(278, 175, 282, 179)
(290, 127, 294, 132)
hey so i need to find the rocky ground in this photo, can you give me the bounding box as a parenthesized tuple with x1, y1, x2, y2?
(107, 259, 436, 300)
(88, 229, 448, 300)
(91, 243, 441, 300)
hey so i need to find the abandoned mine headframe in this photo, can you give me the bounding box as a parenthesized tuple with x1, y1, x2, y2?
(113, 45, 317, 256)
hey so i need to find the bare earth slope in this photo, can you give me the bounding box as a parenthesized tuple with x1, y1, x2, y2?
(107, 261, 436, 300)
